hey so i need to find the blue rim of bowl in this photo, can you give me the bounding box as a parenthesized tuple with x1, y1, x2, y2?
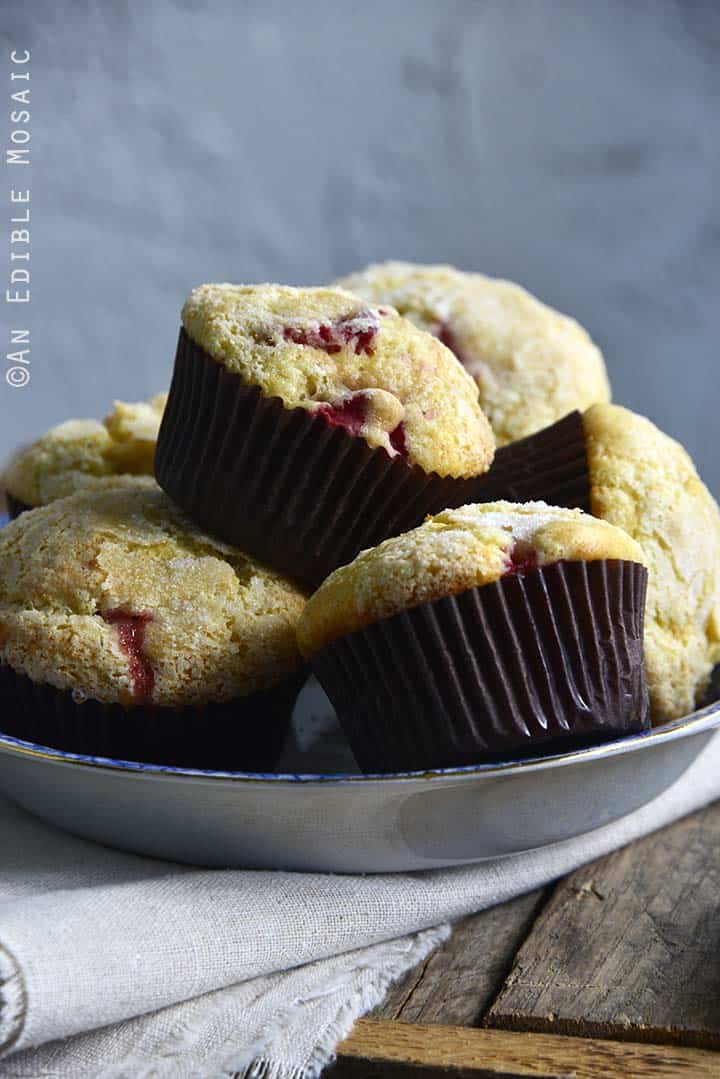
(2, 512, 719, 784)
(0, 701, 719, 784)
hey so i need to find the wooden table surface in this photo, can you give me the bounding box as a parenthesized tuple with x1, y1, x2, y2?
(330, 800, 720, 1078)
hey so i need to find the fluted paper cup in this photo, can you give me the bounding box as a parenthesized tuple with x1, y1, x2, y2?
(469, 411, 590, 511)
(155, 329, 482, 588)
(5, 493, 32, 519)
(311, 559, 648, 773)
(0, 663, 306, 770)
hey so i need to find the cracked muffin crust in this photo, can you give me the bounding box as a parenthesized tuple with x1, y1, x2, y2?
(4, 394, 167, 510)
(584, 403, 720, 721)
(297, 500, 644, 656)
(181, 283, 494, 479)
(333, 261, 610, 446)
(0, 486, 307, 708)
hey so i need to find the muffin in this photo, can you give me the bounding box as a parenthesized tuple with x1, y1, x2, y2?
(4, 393, 167, 517)
(333, 262, 610, 445)
(0, 486, 308, 769)
(155, 283, 495, 588)
(298, 501, 649, 772)
(583, 404, 720, 722)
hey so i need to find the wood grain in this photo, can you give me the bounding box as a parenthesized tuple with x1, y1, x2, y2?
(332, 1019, 720, 1077)
(373, 889, 548, 1026)
(486, 801, 720, 1048)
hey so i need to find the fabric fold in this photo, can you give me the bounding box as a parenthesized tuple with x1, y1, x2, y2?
(2, 928, 451, 1079)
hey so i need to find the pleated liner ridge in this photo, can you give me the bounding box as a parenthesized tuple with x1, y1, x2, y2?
(5, 493, 32, 520)
(312, 560, 649, 774)
(0, 664, 306, 770)
(468, 410, 591, 512)
(155, 329, 483, 589)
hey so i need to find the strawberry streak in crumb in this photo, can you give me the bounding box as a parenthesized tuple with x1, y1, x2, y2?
(283, 311, 378, 356)
(102, 609, 155, 703)
(436, 320, 468, 368)
(503, 542, 539, 577)
(388, 421, 407, 457)
(314, 392, 408, 459)
(315, 394, 367, 436)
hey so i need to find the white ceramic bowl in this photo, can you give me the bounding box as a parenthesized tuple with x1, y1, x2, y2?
(0, 699, 717, 873)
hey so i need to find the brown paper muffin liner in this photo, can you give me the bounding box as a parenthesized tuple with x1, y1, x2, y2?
(311, 559, 648, 773)
(699, 664, 720, 710)
(468, 411, 591, 512)
(0, 664, 306, 771)
(155, 329, 482, 589)
(5, 493, 32, 520)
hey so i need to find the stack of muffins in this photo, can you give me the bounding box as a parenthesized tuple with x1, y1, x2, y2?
(2, 264, 719, 773)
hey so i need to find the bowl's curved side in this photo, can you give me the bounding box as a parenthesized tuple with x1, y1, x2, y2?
(0, 724, 712, 872)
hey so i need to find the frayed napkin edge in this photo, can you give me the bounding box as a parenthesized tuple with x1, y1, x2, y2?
(90, 925, 450, 1079)
(228, 926, 451, 1079)
(0, 944, 25, 1058)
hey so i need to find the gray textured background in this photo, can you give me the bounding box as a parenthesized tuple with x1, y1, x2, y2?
(2, 0, 719, 492)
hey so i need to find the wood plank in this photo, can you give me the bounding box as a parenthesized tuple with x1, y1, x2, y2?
(332, 1019, 720, 1077)
(486, 801, 720, 1048)
(374, 889, 548, 1026)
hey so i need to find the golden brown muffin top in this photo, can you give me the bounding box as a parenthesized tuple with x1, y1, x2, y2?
(182, 283, 495, 479)
(585, 403, 720, 720)
(5, 394, 167, 507)
(298, 500, 644, 656)
(0, 486, 307, 707)
(334, 261, 611, 446)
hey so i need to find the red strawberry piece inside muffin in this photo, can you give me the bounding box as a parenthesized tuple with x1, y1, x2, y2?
(101, 609, 155, 704)
(283, 310, 380, 355)
(313, 390, 409, 460)
(504, 540, 539, 577)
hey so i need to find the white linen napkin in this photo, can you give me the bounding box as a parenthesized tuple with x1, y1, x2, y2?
(1, 720, 718, 1079)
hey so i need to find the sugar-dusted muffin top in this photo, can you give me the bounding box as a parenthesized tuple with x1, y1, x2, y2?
(297, 500, 644, 656)
(584, 403, 720, 721)
(181, 283, 495, 479)
(333, 262, 611, 446)
(0, 487, 307, 708)
(4, 394, 167, 507)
